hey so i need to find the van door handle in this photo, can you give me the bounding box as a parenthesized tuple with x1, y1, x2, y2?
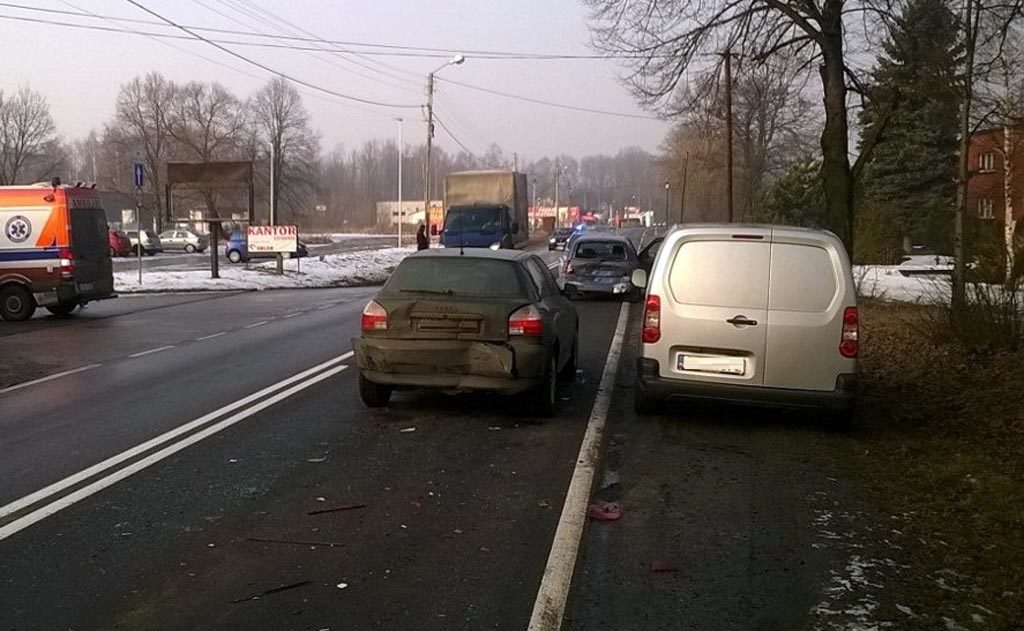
(726, 315, 758, 326)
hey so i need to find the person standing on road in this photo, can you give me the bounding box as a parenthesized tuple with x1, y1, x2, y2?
(416, 223, 429, 250)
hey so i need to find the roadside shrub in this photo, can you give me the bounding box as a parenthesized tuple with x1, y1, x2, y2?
(919, 278, 1024, 352)
(853, 202, 903, 265)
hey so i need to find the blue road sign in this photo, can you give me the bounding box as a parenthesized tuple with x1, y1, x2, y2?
(134, 162, 144, 188)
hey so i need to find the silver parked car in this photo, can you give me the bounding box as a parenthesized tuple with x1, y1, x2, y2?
(124, 229, 163, 256)
(159, 229, 208, 253)
(560, 234, 640, 299)
(631, 224, 858, 419)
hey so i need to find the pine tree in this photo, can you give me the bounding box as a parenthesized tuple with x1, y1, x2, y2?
(860, 0, 962, 252)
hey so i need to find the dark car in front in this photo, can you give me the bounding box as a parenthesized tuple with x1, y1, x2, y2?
(548, 227, 574, 251)
(561, 234, 640, 299)
(354, 249, 579, 416)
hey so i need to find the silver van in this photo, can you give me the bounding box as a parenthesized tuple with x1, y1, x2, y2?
(631, 225, 858, 417)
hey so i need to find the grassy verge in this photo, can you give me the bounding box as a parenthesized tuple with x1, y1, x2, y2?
(852, 300, 1024, 627)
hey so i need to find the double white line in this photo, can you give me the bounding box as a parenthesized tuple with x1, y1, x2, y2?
(0, 351, 353, 542)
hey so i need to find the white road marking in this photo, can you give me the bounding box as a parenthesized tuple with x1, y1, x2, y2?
(0, 352, 352, 525)
(339, 350, 354, 361)
(0, 364, 102, 397)
(527, 301, 630, 631)
(0, 363, 349, 541)
(196, 331, 227, 341)
(245, 321, 269, 329)
(282, 312, 302, 319)
(128, 345, 175, 358)
(317, 304, 333, 310)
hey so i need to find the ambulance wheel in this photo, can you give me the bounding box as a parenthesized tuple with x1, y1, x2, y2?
(0, 285, 35, 322)
(46, 301, 78, 317)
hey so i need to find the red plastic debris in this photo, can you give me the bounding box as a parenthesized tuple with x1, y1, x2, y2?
(650, 559, 678, 573)
(587, 502, 622, 521)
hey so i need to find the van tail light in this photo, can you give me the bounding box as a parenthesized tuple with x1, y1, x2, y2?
(361, 300, 388, 331)
(840, 306, 859, 358)
(642, 295, 661, 343)
(58, 247, 74, 279)
(509, 305, 544, 337)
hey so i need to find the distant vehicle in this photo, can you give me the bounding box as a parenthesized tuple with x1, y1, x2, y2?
(548, 227, 574, 251)
(124, 229, 163, 256)
(440, 170, 529, 249)
(631, 224, 858, 420)
(561, 235, 641, 299)
(0, 181, 115, 321)
(621, 217, 643, 228)
(225, 230, 308, 263)
(108, 229, 132, 257)
(159, 229, 208, 253)
(354, 248, 579, 416)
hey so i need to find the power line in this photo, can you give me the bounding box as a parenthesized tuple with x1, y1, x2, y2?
(437, 77, 663, 120)
(0, 2, 648, 59)
(120, 0, 420, 109)
(433, 116, 497, 168)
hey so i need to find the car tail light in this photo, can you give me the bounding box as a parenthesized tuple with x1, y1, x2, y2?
(509, 305, 543, 337)
(840, 306, 859, 358)
(564, 260, 574, 275)
(642, 295, 661, 344)
(361, 300, 388, 331)
(58, 247, 74, 279)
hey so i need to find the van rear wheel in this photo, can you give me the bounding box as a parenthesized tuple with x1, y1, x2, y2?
(0, 285, 35, 321)
(46, 301, 78, 317)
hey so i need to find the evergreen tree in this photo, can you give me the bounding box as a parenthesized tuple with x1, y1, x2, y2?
(860, 0, 962, 252)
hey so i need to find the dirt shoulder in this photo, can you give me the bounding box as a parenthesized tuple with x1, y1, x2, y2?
(845, 300, 1024, 628)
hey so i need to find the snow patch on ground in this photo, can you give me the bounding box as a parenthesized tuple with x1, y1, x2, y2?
(115, 247, 413, 293)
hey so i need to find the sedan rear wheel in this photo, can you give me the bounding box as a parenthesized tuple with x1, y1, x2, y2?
(531, 355, 558, 417)
(227, 249, 242, 264)
(359, 373, 392, 407)
(184, 244, 196, 253)
(559, 329, 579, 382)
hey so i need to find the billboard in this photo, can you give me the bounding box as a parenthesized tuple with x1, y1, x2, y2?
(247, 225, 297, 253)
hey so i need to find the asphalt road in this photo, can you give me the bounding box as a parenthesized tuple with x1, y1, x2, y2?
(0, 231, 865, 630)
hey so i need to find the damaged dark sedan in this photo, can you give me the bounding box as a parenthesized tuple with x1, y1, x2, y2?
(354, 249, 579, 416)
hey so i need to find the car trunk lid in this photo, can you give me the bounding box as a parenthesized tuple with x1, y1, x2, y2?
(376, 295, 526, 342)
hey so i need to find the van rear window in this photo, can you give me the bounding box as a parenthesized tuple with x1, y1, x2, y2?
(70, 208, 108, 255)
(768, 244, 838, 312)
(669, 240, 770, 309)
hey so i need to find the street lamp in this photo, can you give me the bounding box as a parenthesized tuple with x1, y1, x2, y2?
(663, 180, 670, 229)
(424, 54, 466, 239)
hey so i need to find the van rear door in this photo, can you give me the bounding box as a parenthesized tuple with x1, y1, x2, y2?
(762, 232, 846, 391)
(69, 207, 114, 296)
(661, 230, 771, 385)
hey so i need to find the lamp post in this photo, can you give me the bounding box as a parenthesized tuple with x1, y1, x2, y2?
(663, 180, 670, 230)
(396, 117, 403, 247)
(424, 54, 466, 237)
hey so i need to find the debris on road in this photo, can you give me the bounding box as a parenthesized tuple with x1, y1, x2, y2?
(247, 536, 345, 548)
(308, 503, 367, 516)
(400, 427, 416, 433)
(488, 426, 502, 431)
(537, 500, 551, 509)
(230, 579, 312, 603)
(315, 496, 326, 502)
(336, 582, 348, 590)
(587, 502, 622, 521)
(650, 559, 678, 573)
(306, 457, 328, 463)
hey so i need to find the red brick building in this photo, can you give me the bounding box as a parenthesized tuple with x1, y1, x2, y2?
(966, 127, 1024, 229)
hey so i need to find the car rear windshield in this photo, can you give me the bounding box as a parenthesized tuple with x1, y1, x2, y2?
(384, 257, 525, 297)
(573, 240, 629, 261)
(70, 208, 108, 254)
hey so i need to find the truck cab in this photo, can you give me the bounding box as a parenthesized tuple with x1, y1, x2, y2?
(441, 204, 519, 249)
(439, 170, 529, 249)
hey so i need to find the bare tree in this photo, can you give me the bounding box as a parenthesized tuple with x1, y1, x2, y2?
(253, 77, 320, 224)
(0, 85, 60, 185)
(110, 73, 176, 223)
(585, 0, 897, 253)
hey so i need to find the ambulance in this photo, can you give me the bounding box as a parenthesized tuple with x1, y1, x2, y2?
(0, 179, 115, 321)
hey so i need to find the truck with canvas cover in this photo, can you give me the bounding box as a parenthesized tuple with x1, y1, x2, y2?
(441, 170, 528, 249)
(0, 181, 115, 321)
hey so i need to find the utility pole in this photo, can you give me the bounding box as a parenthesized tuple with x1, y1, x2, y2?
(513, 152, 519, 172)
(663, 180, 670, 229)
(269, 143, 276, 226)
(680, 152, 689, 223)
(396, 117, 403, 248)
(724, 47, 734, 223)
(424, 55, 466, 238)
(553, 163, 560, 227)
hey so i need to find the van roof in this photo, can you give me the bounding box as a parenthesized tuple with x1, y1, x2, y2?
(666, 223, 841, 242)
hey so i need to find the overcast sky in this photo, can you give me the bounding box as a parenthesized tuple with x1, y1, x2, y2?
(0, 0, 670, 160)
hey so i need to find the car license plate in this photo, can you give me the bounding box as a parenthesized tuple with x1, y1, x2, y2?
(677, 354, 746, 375)
(78, 282, 94, 292)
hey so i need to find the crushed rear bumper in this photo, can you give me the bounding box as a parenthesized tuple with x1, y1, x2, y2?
(636, 358, 856, 412)
(354, 337, 546, 394)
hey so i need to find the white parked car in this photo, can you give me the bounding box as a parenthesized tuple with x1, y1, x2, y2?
(159, 229, 208, 253)
(631, 224, 858, 420)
